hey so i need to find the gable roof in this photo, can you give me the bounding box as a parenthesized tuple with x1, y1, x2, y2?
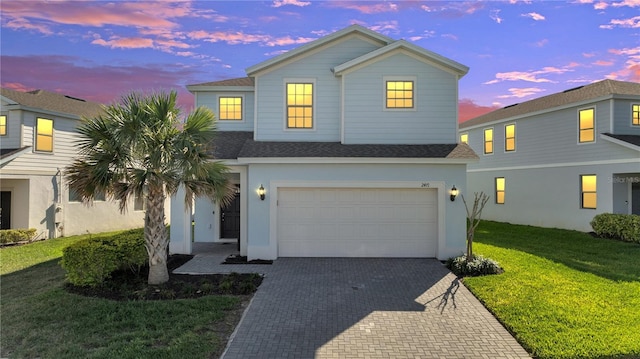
(602, 133, 640, 151)
(460, 79, 640, 129)
(333, 40, 469, 77)
(211, 131, 478, 162)
(188, 77, 255, 88)
(1, 88, 103, 118)
(245, 24, 394, 76)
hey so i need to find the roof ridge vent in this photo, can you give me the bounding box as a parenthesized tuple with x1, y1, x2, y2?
(563, 85, 584, 93)
(64, 95, 86, 102)
(503, 103, 519, 109)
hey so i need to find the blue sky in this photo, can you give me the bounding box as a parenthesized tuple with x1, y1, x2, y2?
(1, 0, 638, 121)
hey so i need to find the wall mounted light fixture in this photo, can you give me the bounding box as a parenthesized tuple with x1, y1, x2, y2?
(258, 184, 265, 200)
(450, 185, 459, 202)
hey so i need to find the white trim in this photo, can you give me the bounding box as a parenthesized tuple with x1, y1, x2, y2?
(340, 75, 345, 144)
(236, 157, 477, 165)
(600, 133, 640, 151)
(610, 99, 614, 133)
(187, 85, 254, 93)
(283, 78, 317, 132)
(577, 106, 596, 145)
(467, 157, 640, 173)
(267, 180, 447, 259)
(254, 77, 259, 140)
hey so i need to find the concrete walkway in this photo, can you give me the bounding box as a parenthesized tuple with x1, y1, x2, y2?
(174, 244, 530, 359)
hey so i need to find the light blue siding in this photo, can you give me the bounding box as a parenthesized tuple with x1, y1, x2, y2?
(196, 92, 255, 132)
(1, 110, 22, 148)
(613, 99, 640, 135)
(342, 54, 458, 144)
(254, 36, 383, 141)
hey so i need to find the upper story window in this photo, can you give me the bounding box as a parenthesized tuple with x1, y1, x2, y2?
(632, 104, 639, 126)
(484, 128, 494, 155)
(0, 115, 6, 136)
(505, 124, 515, 152)
(580, 174, 597, 209)
(36, 117, 53, 152)
(495, 177, 505, 204)
(460, 133, 468, 144)
(219, 97, 243, 121)
(386, 80, 414, 109)
(578, 108, 595, 143)
(286, 83, 313, 129)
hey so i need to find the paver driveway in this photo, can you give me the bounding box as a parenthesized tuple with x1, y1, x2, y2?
(216, 257, 530, 359)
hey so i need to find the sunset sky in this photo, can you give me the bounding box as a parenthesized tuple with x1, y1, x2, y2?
(1, 0, 638, 121)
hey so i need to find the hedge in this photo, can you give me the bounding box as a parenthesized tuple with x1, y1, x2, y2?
(0, 228, 37, 244)
(60, 229, 147, 287)
(590, 213, 640, 244)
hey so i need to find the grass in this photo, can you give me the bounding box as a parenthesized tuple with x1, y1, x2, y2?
(464, 221, 640, 359)
(0, 231, 244, 359)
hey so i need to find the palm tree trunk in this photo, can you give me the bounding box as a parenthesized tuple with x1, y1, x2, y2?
(145, 184, 169, 285)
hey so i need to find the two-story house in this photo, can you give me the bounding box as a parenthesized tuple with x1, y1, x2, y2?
(0, 88, 161, 238)
(169, 25, 477, 260)
(459, 79, 640, 232)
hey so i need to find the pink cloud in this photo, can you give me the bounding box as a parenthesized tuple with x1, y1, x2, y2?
(484, 65, 574, 84)
(422, 2, 485, 18)
(0, 55, 200, 112)
(328, 2, 399, 14)
(582, 52, 596, 58)
(458, 99, 500, 122)
(272, 0, 311, 7)
(497, 87, 545, 99)
(593, 60, 614, 66)
(522, 12, 546, 21)
(187, 30, 315, 47)
(600, 15, 640, 29)
(92, 37, 155, 49)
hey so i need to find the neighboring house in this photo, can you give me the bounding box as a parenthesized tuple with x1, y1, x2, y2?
(459, 79, 640, 232)
(0, 88, 163, 238)
(170, 25, 477, 260)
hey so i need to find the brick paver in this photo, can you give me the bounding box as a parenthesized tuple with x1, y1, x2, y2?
(174, 244, 530, 359)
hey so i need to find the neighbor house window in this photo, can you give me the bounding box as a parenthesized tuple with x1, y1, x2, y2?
(578, 108, 595, 143)
(0, 115, 6, 135)
(460, 133, 468, 144)
(580, 175, 597, 209)
(286, 83, 313, 129)
(484, 128, 493, 154)
(495, 177, 505, 204)
(219, 96, 242, 121)
(134, 193, 146, 211)
(633, 104, 639, 126)
(505, 124, 516, 152)
(69, 188, 105, 202)
(36, 118, 53, 152)
(386, 80, 414, 109)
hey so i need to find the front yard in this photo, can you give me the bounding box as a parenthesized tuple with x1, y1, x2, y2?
(465, 221, 640, 359)
(0, 232, 245, 359)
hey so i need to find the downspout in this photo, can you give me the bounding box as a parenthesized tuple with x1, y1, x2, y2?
(54, 168, 64, 238)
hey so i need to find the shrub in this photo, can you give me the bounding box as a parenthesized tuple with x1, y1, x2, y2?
(60, 229, 147, 287)
(0, 228, 37, 244)
(591, 213, 640, 244)
(446, 254, 504, 277)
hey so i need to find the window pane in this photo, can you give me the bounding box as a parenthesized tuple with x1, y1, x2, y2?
(505, 138, 515, 151)
(37, 118, 53, 135)
(579, 109, 594, 129)
(496, 178, 505, 191)
(484, 129, 493, 141)
(496, 191, 505, 204)
(582, 175, 596, 192)
(580, 129, 594, 142)
(36, 134, 52, 152)
(505, 124, 515, 138)
(582, 193, 597, 209)
(485, 142, 493, 154)
(460, 133, 468, 144)
(0, 115, 6, 136)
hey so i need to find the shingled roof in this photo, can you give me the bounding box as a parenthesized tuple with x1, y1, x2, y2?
(460, 79, 640, 128)
(188, 77, 255, 88)
(1, 88, 103, 118)
(211, 131, 478, 161)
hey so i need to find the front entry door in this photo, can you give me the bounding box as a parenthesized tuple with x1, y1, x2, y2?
(0, 191, 11, 230)
(221, 193, 240, 239)
(632, 182, 640, 215)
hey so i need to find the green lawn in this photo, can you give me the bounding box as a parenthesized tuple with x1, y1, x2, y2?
(464, 221, 640, 359)
(0, 231, 243, 359)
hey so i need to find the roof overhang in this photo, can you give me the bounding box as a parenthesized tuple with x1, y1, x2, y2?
(235, 157, 478, 165)
(601, 133, 640, 152)
(0, 147, 32, 166)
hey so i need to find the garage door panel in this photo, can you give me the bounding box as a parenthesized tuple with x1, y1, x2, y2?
(277, 188, 438, 257)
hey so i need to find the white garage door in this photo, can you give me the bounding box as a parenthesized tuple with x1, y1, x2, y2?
(277, 188, 438, 257)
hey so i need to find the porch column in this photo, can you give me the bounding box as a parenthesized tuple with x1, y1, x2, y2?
(169, 185, 192, 254)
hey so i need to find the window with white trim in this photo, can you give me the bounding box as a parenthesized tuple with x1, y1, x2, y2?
(505, 124, 515, 152)
(286, 83, 313, 129)
(0, 115, 6, 136)
(580, 175, 597, 209)
(385, 80, 414, 109)
(632, 104, 639, 126)
(578, 108, 595, 143)
(36, 117, 53, 152)
(484, 128, 493, 155)
(460, 133, 468, 144)
(495, 177, 505, 204)
(219, 96, 242, 121)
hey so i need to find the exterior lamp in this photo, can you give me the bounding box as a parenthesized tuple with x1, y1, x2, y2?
(450, 185, 459, 202)
(258, 184, 265, 201)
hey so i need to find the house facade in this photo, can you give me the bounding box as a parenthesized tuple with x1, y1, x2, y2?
(170, 25, 477, 260)
(459, 79, 640, 232)
(0, 88, 160, 238)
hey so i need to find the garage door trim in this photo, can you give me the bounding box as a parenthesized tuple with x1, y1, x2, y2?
(269, 180, 447, 258)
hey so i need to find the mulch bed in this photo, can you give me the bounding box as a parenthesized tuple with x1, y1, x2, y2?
(222, 254, 273, 265)
(65, 254, 263, 301)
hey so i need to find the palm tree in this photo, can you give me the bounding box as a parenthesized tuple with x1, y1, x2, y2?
(66, 90, 234, 285)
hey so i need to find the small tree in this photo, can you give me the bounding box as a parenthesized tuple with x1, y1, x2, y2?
(66, 90, 234, 285)
(461, 192, 489, 263)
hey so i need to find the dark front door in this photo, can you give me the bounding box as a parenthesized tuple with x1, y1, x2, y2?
(221, 193, 240, 239)
(1, 191, 11, 230)
(632, 182, 640, 215)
